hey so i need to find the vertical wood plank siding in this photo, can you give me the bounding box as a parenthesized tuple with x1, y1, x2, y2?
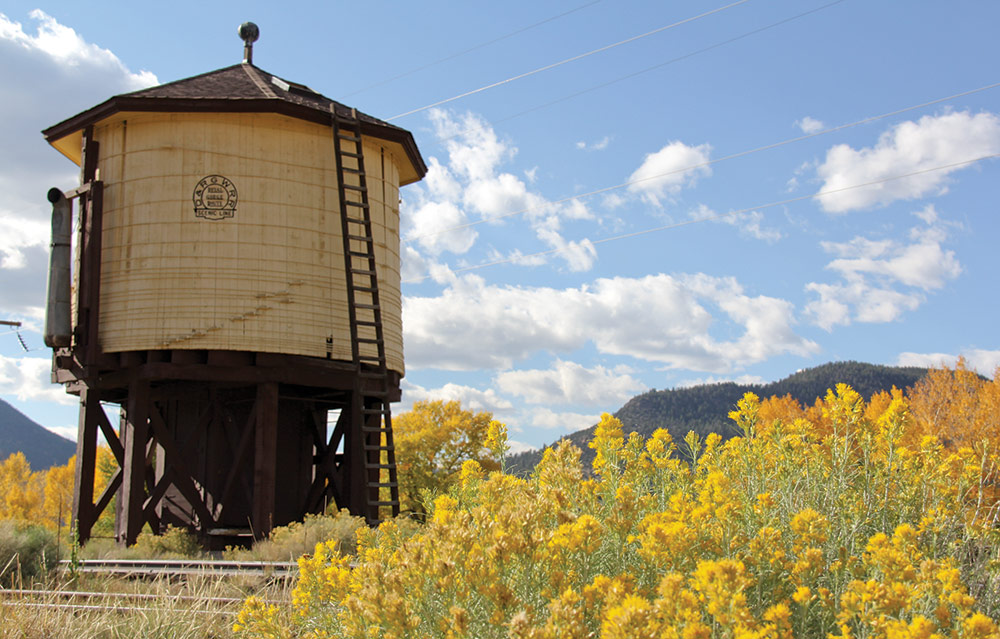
(92, 112, 405, 375)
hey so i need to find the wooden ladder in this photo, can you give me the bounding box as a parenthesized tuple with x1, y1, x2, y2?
(332, 108, 400, 524)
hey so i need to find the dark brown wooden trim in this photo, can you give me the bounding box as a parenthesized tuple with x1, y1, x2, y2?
(42, 97, 426, 182)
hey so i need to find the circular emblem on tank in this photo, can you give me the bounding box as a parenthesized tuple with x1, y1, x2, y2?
(193, 175, 238, 220)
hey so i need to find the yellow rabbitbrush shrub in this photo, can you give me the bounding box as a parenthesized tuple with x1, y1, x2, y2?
(236, 385, 1000, 639)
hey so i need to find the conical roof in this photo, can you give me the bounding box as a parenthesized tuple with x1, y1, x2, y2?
(43, 62, 426, 184)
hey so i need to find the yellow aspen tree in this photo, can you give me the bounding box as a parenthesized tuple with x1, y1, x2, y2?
(42, 456, 76, 531)
(0, 452, 43, 522)
(393, 400, 500, 515)
(909, 359, 1000, 449)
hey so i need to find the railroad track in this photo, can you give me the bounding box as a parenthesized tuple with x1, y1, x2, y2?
(0, 588, 258, 615)
(57, 558, 298, 579)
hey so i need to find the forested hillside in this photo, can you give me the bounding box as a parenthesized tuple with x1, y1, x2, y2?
(508, 361, 928, 473)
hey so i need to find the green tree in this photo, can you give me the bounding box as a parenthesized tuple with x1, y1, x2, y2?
(393, 400, 499, 515)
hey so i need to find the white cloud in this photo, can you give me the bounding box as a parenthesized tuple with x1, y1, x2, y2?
(406, 200, 478, 256)
(0, 11, 155, 88)
(796, 116, 825, 134)
(575, 136, 611, 151)
(0, 10, 158, 315)
(399, 380, 514, 416)
(806, 281, 922, 330)
(805, 210, 961, 330)
(526, 407, 600, 432)
(46, 424, 77, 441)
(0, 355, 76, 405)
(815, 111, 1000, 213)
(627, 141, 712, 206)
(897, 350, 1000, 376)
(689, 205, 782, 243)
(402, 109, 595, 272)
(404, 272, 818, 373)
(506, 439, 537, 454)
(495, 360, 647, 406)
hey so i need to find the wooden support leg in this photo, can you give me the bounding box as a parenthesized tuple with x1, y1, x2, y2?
(343, 393, 368, 518)
(119, 380, 150, 546)
(252, 382, 278, 540)
(71, 388, 100, 543)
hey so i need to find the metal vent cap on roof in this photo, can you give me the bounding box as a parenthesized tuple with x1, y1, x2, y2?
(239, 22, 259, 64)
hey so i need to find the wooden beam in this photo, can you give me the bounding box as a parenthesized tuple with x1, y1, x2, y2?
(83, 181, 103, 368)
(147, 404, 217, 528)
(119, 379, 150, 546)
(93, 468, 122, 521)
(71, 388, 100, 543)
(218, 410, 256, 519)
(95, 405, 124, 465)
(252, 382, 279, 539)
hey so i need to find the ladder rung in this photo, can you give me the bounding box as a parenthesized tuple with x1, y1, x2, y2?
(364, 446, 392, 452)
(356, 319, 379, 325)
(341, 167, 363, 174)
(354, 303, 380, 309)
(337, 133, 361, 142)
(344, 200, 369, 208)
(366, 463, 394, 470)
(367, 482, 398, 489)
(357, 338, 383, 344)
(369, 501, 399, 507)
(347, 235, 373, 243)
(339, 151, 363, 159)
(343, 184, 367, 192)
(353, 286, 377, 293)
(345, 217, 369, 225)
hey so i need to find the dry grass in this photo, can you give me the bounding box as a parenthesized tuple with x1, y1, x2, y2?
(0, 572, 290, 639)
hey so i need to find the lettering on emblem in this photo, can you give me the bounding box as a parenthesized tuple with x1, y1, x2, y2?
(193, 175, 238, 220)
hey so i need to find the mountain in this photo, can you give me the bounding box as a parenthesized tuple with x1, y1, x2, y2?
(508, 361, 929, 474)
(0, 399, 76, 470)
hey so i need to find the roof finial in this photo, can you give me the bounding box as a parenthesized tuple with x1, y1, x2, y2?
(239, 22, 259, 65)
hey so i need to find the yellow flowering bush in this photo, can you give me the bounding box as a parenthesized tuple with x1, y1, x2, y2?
(236, 384, 1000, 638)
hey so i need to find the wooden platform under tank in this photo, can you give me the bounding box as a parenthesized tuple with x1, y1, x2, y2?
(62, 348, 399, 549)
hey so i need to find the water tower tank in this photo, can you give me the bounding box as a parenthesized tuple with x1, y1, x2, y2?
(42, 26, 426, 547)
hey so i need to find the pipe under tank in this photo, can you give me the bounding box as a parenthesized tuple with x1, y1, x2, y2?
(44, 187, 72, 348)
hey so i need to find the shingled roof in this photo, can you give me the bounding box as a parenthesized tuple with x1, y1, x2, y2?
(42, 62, 426, 181)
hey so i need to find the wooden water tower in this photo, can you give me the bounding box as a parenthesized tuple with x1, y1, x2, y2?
(41, 24, 426, 547)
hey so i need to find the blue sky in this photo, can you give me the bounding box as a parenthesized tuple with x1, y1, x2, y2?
(0, 1, 998, 453)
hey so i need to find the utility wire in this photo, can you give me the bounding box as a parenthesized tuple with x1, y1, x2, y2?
(465, 0, 849, 136)
(341, 1, 603, 98)
(402, 80, 1000, 245)
(387, 0, 752, 121)
(402, 154, 1000, 283)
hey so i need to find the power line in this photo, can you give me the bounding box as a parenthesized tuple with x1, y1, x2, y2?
(340, 1, 603, 98)
(402, 80, 1000, 245)
(475, 0, 849, 135)
(402, 153, 1000, 283)
(387, 0, 753, 121)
